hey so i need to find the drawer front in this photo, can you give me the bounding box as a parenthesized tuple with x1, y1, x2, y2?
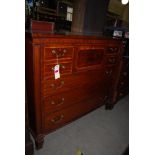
(104, 66, 115, 78)
(120, 71, 128, 78)
(117, 80, 128, 90)
(44, 97, 104, 132)
(105, 46, 119, 54)
(43, 85, 106, 112)
(43, 47, 74, 61)
(75, 48, 104, 70)
(105, 56, 117, 65)
(41, 71, 105, 97)
(42, 61, 73, 80)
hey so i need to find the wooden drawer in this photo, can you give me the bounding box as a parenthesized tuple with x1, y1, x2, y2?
(44, 97, 104, 133)
(105, 56, 117, 65)
(41, 71, 106, 97)
(43, 47, 74, 61)
(42, 61, 72, 80)
(75, 47, 104, 71)
(104, 66, 115, 78)
(120, 71, 128, 77)
(43, 85, 106, 112)
(117, 80, 128, 90)
(105, 46, 119, 54)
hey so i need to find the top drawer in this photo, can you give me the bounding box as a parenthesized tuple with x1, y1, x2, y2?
(75, 47, 104, 71)
(43, 47, 74, 61)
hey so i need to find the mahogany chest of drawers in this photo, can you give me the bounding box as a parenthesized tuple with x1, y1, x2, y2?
(25, 33, 123, 149)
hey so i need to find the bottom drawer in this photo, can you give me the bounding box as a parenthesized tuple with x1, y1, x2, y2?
(44, 97, 104, 133)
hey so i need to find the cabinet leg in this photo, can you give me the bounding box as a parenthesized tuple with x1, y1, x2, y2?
(35, 134, 44, 150)
(105, 104, 114, 110)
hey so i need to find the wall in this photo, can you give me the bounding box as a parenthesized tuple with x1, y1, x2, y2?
(83, 0, 109, 35)
(71, 0, 87, 33)
(108, 0, 129, 23)
(71, 0, 109, 35)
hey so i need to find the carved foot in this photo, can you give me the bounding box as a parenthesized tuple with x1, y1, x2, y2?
(35, 134, 44, 150)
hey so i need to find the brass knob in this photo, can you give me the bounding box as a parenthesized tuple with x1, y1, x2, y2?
(105, 70, 112, 75)
(123, 72, 127, 76)
(109, 47, 114, 51)
(51, 114, 64, 123)
(108, 58, 116, 63)
(61, 65, 66, 69)
(121, 82, 124, 85)
(63, 49, 67, 53)
(51, 49, 57, 55)
(51, 98, 65, 106)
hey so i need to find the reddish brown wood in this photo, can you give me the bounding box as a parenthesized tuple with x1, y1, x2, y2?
(44, 97, 104, 133)
(25, 31, 123, 149)
(43, 46, 74, 61)
(31, 20, 55, 32)
(116, 57, 129, 101)
(35, 134, 44, 150)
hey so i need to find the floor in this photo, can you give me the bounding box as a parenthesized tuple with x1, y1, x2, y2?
(33, 95, 129, 155)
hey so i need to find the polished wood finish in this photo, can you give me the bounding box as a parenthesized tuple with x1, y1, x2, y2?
(116, 56, 129, 100)
(31, 20, 55, 32)
(26, 32, 123, 149)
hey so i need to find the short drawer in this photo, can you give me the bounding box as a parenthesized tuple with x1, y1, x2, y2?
(44, 97, 104, 133)
(42, 61, 72, 80)
(117, 80, 128, 90)
(75, 48, 104, 70)
(105, 46, 119, 54)
(105, 56, 117, 65)
(104, 66, 115, 78)
(43, 47, 74, 61)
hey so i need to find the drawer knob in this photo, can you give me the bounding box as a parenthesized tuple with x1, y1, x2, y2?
(108, 58, 116, 63)
(51, 81, 64, 89)
(119, 93, 123, 96)
(115, 47, 118, 51)
(123, 72, 127, 76)
(99, 95, 108, 102)
(51, 114, 64, 123)
(120, 82, 124, 85)
(61, 65, 66, 69)
(109, 47, 114, 51)
(51, 64, 66, 71)
(109, 47, 118, 52)
(105, 70, 112, 75)
(51, 98, 65, 106)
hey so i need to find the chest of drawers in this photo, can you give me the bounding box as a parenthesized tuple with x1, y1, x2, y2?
(25, 33, 123, 149)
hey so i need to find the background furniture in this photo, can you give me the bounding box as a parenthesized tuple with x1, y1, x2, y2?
(25, 87, 34, 155)
(116, 56, 129, 100)
(116, 39, 129, 100)
(26, 32, 123, 149)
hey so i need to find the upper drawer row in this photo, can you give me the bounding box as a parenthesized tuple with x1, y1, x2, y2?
(43, 46, 120, 61)
(43, 47, 74, 61)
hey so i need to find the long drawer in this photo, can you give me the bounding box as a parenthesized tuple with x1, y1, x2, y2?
(44, 97, 104, 133)
(43, 85, 107, 112)
(41, 70, 106, 97)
